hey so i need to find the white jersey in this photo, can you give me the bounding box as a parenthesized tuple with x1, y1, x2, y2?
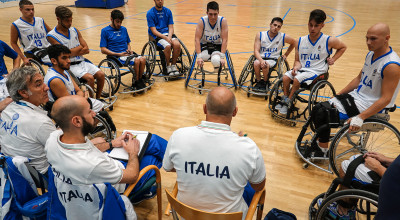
(12, 17, 50, 52)
(200, 16, 223, 45)
(298, 33, 331, 74)
(259, 31, 285, 59)
(44, 68, 76, 102)
(47, 27, 84, 62)
(349, 47, 400, 111)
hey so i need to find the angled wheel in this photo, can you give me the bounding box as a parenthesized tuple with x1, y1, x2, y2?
(329, 118, 400, 177)
(185, 52, 197, 88)
(268, 79, 284, 113)
(98, 59, 120, 95)
(225, 50, 237, 89)
(238, 55, 255, 86)
(29, 59, 46, 77)
(141, 41, 156, 76)
(89, 114, 113, 141)
(176, 38, 192, 75)
(316, 189, 378, 220)
(308, 80, 336, 115)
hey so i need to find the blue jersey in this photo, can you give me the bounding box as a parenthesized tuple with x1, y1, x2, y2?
(100, 25, 131, 53)
(0, 40, 18, 78)
(146, 7, 174, 40)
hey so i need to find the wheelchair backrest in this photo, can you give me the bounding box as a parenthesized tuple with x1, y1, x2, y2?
(47, 166, 135, 220)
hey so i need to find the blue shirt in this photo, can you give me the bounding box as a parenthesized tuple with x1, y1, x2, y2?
(146, 7, 174, 39)
(0, 40, 18, 78)
(100, 25, 131, 53)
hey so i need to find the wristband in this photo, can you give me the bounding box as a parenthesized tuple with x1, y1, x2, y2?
(196, 53, 201, 57)
(107, 140, 113, 150)
(350, 115, 363, 127)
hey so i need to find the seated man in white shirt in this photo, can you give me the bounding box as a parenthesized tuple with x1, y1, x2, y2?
(163, 87, 266, 218)
(0, 66, 55, 175)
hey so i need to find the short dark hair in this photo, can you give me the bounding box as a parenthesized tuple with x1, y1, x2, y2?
(47, 44, 71, 60)
(270, 17, 283, 25)
(111, 9, 124, 20)
(19, 0, 33, 8)
(207, 1, 219, 12)
(309, 9, 326, 24)
(55, 6, 73, 20)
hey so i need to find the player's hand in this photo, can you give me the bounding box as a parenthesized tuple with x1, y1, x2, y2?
(197, 58, 204, 67)
(122, 133, 140, 155)
(291, 67, 298, 76)
(365, 152, 391, 166)
(260, 60, 268, 69)
(281, 55, 287, 60)
(113, 132, 133, 148)
(327, 57, 335, 65)
(347, 115, 363, 132)
(220, 57, 225, 66)
(364, 156, 384, 173)
(119, 52, 130, 57)
(22, 57, 32, 66)
(167, 36, 173, 44)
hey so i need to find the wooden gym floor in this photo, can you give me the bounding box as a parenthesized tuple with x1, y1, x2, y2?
(1, 0, 400, 219)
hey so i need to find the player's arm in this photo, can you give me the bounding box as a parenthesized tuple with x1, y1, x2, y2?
(195, 19, 204, 64)
(337, 70, 362, 95)
(49, 78, 75, 99)
(149, 27, 169, 41)
(76, 29, 89, 55)
(220, 18, 228, 54)
(10, 24, 29, 65)
(12, 56, 20, 70)
(0, 98, 13, 112)
(167, 24, 174, 42)
(327, 37, 347, 65)
(292, 39, 301, 73)
(253, 32, 263, 62)
(283, 34, 296, 59)
(358, 63, 400, 120)
(43, 21, 51, 33)
(119, 134, 140, 184)
(250, 178, 266, 192)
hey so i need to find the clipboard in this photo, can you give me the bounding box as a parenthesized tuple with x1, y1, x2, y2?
(108, 130, 152, 162)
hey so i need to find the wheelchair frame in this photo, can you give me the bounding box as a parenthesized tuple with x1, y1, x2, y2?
(185, 50, 237, 94)
(268, 73, 335, 126)
(238, 55, 290, 97)
(98, 54, 155, 95)
(141, 37, 192, 81)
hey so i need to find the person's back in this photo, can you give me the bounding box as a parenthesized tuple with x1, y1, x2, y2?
(167, 123, 263, 214)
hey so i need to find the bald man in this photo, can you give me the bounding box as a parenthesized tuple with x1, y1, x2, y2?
(163, 87, 266, 218)
(309, 23, 400, 158)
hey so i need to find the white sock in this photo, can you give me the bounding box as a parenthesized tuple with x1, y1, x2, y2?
(317, 140, 328, 153)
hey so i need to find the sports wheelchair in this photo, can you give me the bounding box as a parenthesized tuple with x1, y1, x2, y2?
(98, 53, 155, 95)
(295, 103, 400, 174)
(238, 55, 289, 97)
(268, 72, 335, 126)
(185, 50, 237, 94)
(141, 36, 192, 81)
(309, 155, 381, 220)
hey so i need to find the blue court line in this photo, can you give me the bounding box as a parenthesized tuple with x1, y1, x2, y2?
(282, 8, 291, 20)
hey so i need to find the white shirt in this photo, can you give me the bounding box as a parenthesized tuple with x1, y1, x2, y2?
(259, 31, 285, 59)
(44, 68, 76, 102)
(331, 48, 400, 113)
(200, 16, 224, 45)
(0, 100, 56, 174)
(47, 27, 84, 62)
(45, 130, 125, 192)
(298, 33, 331, 74)
(163, 121, 266, 218)
(12, 17, 50, 52)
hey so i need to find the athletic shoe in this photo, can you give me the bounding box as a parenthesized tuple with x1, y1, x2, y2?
(137, 79, 146, 89)
(253, 81, 263, 91)
(171, 65, 180, 76)
(326, 201, 356, 220)
(279, 105, 288, 115)
(275, 103, 283, 111)
(166, 65, 173, 75)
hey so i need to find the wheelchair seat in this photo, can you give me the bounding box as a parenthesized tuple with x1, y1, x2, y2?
(300, 72, 329, 90)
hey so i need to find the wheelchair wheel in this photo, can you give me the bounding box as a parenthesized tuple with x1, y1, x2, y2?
(101, 76, 115, 99)
(308, 80, 336, 115)
(176, 38, 192, 75)
(329, 118, 400, 177)
(29, 59, 46, 77)
(309, 192, 326, 220)
(185, 51, 197, 88)
(316, 189, 378, 220)
(268, 78, 284, 113)
(98, 59, 120, 95)
(141, 41, 157, 75)
(225, 50, 237, 89)
(88, 114, 113, 141)
(238, 55, 255, 86)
